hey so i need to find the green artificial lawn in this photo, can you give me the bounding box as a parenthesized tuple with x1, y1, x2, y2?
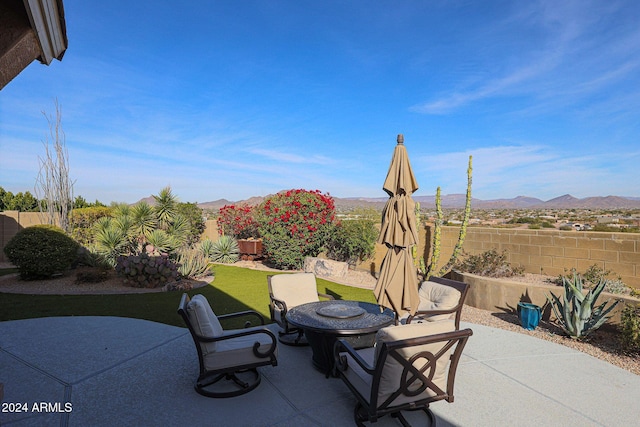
(0, 264, 376, 328)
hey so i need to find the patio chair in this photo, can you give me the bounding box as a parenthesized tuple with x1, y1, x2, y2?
(177, 293, 278, 398)
(405, 276, 469, 329)
(334, 320, 473, 426)
(268, 272, 335, 345)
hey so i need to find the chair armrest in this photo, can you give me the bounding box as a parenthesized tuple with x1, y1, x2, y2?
(333, 338, 375, 375)
(318, 292, 335, 300)
(195, 326, 278, 359)
(270, 296, 289, 314)
(406, 307, 459, 324)
(217, 310, 266, 327)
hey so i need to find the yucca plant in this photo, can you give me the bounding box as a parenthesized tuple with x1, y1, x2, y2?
(547, 272, 620, 339)
(209, 235, 240, 264)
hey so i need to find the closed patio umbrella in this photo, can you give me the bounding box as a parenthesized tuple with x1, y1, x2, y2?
(374, 134, 420, 317)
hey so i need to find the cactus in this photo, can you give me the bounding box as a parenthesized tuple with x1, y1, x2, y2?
(437, 155, 472, 276)
(547, 272, 620, 339)
(425, 187, 443, 279)
(115, 252, 178, 288)
(422, 156, 472, 278)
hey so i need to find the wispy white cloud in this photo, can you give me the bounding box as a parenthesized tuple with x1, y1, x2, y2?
(411, 1, 639, 116)
(247, 147, 334, 165)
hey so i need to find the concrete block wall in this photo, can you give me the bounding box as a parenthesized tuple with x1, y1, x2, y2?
(436, 226, 640, 289)
(1, 211, 44, 262)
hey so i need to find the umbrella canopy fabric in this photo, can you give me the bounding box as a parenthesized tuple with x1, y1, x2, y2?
(374, 135, 421, 317)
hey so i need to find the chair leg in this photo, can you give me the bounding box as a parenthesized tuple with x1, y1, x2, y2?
(277, 328, 308, 346)
(353, 402, 368, 427)
(195, 369, 261, 398)
(391, 407, 436, 427)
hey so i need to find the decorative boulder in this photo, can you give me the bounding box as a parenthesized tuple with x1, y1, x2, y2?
(304, 257, 348, 279)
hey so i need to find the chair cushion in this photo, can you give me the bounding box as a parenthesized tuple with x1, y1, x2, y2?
(339, 346, 376, 403)
(373, 320, 456, 408)
(270, 273, 320, 309)
(417, 281, 461, 321)
(203, 326, 278, 371)
(186, 294, 224, 354)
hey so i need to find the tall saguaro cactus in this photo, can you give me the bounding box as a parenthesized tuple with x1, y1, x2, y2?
(425, 155, 473, 278)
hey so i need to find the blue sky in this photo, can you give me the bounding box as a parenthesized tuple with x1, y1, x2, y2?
(1, 0, 640, 205)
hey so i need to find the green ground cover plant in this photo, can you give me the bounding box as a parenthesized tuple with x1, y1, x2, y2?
(0, 265, 376, 328)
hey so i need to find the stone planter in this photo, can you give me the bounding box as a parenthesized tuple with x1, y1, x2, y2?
(237, 239, 263, 260)
(450, 270, 638, 325)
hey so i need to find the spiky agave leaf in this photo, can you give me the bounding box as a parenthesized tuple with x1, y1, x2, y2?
(197, 238, 216, 260)
(210, 235, 240, 264)
(93, 225, 128, 267)
(548, 273, 620, 339)
(145, 229, 174, 254)
(166, 213, 190, 248)
(130, 202, 157, 237)
(153, 186, 178, 229)
(176, 248, 211, 279)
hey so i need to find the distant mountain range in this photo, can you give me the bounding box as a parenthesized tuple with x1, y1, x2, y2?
(184, 194, 640, 211)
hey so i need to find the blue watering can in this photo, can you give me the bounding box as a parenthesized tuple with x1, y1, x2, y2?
(517, 302, 541, 330)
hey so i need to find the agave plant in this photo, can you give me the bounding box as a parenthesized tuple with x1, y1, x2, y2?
(208, 235, 240, 264)
(176, 247, 211, 279)
(547, 272, 620, 339)
(197, 238, 216, 260)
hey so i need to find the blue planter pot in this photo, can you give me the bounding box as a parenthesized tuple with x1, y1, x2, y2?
(518, 302, 541, 330)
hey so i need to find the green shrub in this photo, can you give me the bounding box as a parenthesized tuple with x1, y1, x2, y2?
(621, 305, 640, 352)
(256, 189, 336, 270)
(70, 206, 112, 246)
(326, 219, 378, 266)
(547, 272, 619, 339)
(453, 249, 524, 278)
(176, 202, 206, 246)
(115, 253, 178, 288)
(217, 204, 260, 239)
(208, 235, 240, 264)
(3, 224, 80, 280)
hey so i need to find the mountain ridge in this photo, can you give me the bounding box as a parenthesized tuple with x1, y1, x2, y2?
(184, 193, 640, 211)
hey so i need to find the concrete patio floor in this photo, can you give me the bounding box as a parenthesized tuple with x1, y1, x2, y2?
(1, 316, 639, 426)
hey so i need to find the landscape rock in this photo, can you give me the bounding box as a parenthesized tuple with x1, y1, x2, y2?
(304, 257, 348, 279)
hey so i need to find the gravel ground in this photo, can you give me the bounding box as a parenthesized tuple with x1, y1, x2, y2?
(1, 266, 637, 376)
(461, 304, 639, 376)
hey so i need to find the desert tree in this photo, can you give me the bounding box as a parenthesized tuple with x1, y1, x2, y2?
(35, 99, 75, 233)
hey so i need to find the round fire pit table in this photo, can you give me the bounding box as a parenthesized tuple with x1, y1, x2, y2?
(285, 300, 395, 376)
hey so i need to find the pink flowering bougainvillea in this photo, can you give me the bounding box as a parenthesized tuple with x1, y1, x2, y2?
(257, 189, 337, 269)
(217, 204, 260, 239)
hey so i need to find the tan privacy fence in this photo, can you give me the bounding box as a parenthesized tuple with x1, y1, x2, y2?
(2, 210, 639, 289)
(433, 226, 640, 289)
(360, 225, 640, 289)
